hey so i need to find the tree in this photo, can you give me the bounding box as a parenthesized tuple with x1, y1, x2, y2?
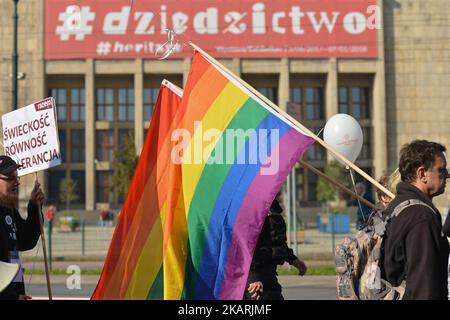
(112, 131, 139, 204)
(59, 177, 79, 210)
(316, 161, 351, 212)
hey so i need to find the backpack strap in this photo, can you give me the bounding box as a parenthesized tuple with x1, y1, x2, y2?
(374, 199, 436, 237)
(390, 199, 436, 219)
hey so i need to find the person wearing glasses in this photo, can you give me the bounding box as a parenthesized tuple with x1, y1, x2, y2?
(0, 155, 45, 300)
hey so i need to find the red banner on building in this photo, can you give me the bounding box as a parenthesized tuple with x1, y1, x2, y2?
(45, 0, 378, 59)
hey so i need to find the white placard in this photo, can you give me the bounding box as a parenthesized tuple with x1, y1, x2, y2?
(2, 97, 62, 176)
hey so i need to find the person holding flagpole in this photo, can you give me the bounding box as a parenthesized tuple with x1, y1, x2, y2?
(0, 155, 44, 300)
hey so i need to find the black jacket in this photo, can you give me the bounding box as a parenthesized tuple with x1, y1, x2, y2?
(0, 202, 41, 300)
(443, 209, 450, 237)
(248, 212, 297, 284)
(382, 182, 449, 300)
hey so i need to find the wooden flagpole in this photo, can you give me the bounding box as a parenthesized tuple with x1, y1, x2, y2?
(298, 160, 377, 209)
(188, 42, 395, 200)
(34, 173, 52, 300)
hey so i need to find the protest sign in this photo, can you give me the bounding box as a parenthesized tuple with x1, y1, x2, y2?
(1, 97, 62, 176)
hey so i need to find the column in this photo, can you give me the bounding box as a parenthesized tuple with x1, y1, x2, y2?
(278, 58, 289, 112)
(231, 58, 241, 77)
(373, 0, 388, 178)
(134, 59, 144, 155)
(325, 58, 338, 162)
(85, 59, 95, 210)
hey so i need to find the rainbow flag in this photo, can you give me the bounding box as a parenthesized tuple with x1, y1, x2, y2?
(91, 80, 184, 299)
(177, 52, 315, 299)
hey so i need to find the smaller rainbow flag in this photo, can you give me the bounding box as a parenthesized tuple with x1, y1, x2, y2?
(91, 80, 184, 299)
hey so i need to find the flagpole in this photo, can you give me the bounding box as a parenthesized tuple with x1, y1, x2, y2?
(188, 42, 394, 200)
(34, 173, 52, 300)
(298, 160, 377, 210)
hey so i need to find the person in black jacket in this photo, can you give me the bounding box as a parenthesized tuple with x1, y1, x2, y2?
(443, 208, 450, 237)
(244, 196, 307, 300)
(444, 208, 450, 300)
(382, 140, 450, 300)
(0, 156, 44, 300)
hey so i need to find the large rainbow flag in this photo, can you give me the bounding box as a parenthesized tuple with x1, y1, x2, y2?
(92, 51, 315, 300)
(177, 52, 314, 299)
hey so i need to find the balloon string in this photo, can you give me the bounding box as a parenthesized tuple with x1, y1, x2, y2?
(349, 169, 364, 228)
(316, 127, 324, 137)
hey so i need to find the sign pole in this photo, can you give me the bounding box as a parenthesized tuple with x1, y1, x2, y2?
(34, 172, 52, 300)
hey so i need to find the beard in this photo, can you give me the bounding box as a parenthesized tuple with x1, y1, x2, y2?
(0, 193, 18, 209)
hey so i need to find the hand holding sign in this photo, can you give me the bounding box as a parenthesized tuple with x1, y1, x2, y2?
(30, 180, 45, 207)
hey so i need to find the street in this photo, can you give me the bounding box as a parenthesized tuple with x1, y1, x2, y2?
(26, 275, 337, 300)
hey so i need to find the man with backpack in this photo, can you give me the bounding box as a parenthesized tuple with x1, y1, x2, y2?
(382, 140, 450, 300)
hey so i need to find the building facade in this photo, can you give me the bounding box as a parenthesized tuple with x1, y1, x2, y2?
(0, 0, 449, 213)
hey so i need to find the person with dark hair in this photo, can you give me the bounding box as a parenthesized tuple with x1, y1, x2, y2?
(382, 140, 450, 300)
(244, 196, 307, 300)
(0, 156, 44, 300)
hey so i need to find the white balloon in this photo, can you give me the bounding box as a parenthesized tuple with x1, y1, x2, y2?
(323, 114, 363, 165)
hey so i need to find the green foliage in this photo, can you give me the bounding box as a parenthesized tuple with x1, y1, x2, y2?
(316, 161, 350, 203)
(277, 265, 336, 276)
(330, 208, 350, 215)
(59, 177, 79, 210)
(112, 131, 139, 202)
(58, 215, 80, 232)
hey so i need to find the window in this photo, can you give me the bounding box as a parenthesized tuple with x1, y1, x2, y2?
(96, 171, 114, 203)
(118, 88, 134, 122)
(96, 130, 114, 161)
(295, 167, 323, 205)
(59, 130, 66, 162)
(339, 84, 372, 163)
(258, 88, 278, 104)
(289, 87, 324, 121)
(339, 86, 370, 120)
(361, 127, 372, 160)
(306, 128, 325, 161)
(47, 171, 65, 205)
(71, 88, 85, 121)
(307, 169, 319, 202)
(50, 89, 67, 122)
(96, 88, 114, 121)
(289, 85, 325, 206)
(119, 129, 134, 152)
(287, 88, 302, 121)
(70, 129, 85, 162)
(339, 87, 349, 114)
(144, 88, 159, 121)
(305, 88, 324, 120)
(49, 87, 85, 122)
(70, 171, 85, 205)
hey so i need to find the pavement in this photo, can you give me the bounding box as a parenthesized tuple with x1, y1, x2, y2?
(25, 274, 338, 300)
(20, 225, 345, 300)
